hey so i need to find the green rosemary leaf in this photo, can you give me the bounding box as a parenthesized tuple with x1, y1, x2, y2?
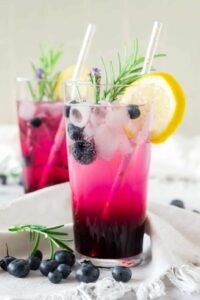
(101, 56, 108, 89)
(42, 230, 68, 236)
(43, 225, 65, 231)
(52, 237, 73, 252)
(30, 232, 40, 256)
(49, 239, 54, 259)
(27, 82, 37, 100)
(117, 52, 122, 74)
(110, 61, 115, 84)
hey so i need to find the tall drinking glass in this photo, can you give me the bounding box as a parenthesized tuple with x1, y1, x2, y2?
(64, 81, 151, 267)
(16, 78, 69, 193)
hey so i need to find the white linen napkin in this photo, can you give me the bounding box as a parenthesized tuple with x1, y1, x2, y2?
(0, 183, 200, 300)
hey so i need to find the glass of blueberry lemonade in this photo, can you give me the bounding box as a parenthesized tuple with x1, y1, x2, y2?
(64, 75, 151, 267)
(16, 78, 69, 193)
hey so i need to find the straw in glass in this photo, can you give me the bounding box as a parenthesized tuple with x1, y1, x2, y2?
(102, 21, 163, 220)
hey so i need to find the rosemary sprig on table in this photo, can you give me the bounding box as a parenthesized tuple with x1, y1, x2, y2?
(28, 46, 62, 101)
(89, 39, 165, 103)
(9, 224, 73, 259)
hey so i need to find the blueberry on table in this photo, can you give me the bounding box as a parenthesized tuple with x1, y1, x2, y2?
(7, 259, 30, 278)
(54, 250, 75, 267)
(0, 256, 16, 271)
(170, 199, 185, 209)
(29, 117, 42, 128)
(27, 256, 41, 270)
(39, 259, 59, 276)
(57, 264, 71, 279)
(33, 249, 43, 261)
(75, 262, 100, 283)
(127, 105, 141, 119)
(48, 270, 63, 284)
(72, 140, 97, 165)
(112, 266, 132, 282)
(67, 123, 84, 141)
(0, 175, 7, 185)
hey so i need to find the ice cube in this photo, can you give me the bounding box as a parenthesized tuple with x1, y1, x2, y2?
(94, 124, 120, 160)
(69, 103, 91, 128)
(90, 106, 107, 127)
(19, 101, 37, 120)
(106, 106, 129, 132)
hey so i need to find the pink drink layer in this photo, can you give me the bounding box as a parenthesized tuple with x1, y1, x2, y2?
(17, 100, 69, 193)
(66, 104, 151, 259)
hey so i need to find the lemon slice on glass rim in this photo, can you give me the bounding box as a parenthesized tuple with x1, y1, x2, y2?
(120, 72, 186, 144)
(55, 65, 90, 100)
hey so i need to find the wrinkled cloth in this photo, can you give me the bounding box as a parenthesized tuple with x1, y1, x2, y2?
(0, 183, 200, 300)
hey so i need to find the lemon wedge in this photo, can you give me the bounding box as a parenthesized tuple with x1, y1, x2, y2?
(55, 65, 90, 100)
(120, 72, 186, 143)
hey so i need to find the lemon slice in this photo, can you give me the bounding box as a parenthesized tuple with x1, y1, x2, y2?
(120, 72, 186, 143)
(55, 65, 90, 100)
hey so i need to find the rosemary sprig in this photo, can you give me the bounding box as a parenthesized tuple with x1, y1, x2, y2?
(28, 46, 62, 101)
(9, 224, 73, 259)
(99, 39, 166, 102)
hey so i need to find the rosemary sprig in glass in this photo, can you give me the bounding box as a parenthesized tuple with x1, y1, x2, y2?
(9, 224, 73, 259)
(28, 46, 62, 101)
(89, 39, 165, 103)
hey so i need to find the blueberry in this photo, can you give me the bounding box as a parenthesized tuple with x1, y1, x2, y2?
(57, 264, 71, 279)
(75, 262, 100, 283)
(72, 140, 97, 165)
(22, 155, 31, 166)
(27, 256, 41, 270)
(39, 259, 59, 276)
(127, 105, 140, 119)
(65, 100, 78, 118)
(170, 199, 185, 209)
(7, 259, 30, 278)
(54, 250, 75, 267)
(29, 117, 42, 128)
(48, 270, 62, 284)
(33, 249, 43, 261)
(112, 266, 132, 282)
(0, 256, 16, 271)
(67, 123, 84, 141)
(0, 175, 7, 185)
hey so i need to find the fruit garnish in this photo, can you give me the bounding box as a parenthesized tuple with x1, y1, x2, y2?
(55, 64, 90, 100)
(9, 224, 73, 259)
(120, 72, 186, 143)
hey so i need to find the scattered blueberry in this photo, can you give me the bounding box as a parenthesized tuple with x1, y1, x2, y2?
(193, 210, 200, 214)
(127, 105, 140, 119)
(57, 264, 71, 279)
(29, 117, 42, 128)
(27, 256, 41, 270)
(65, 100, 78, 118)
(112, 266, 132, 282)
(54, 250, 75, 267)
(170, 199, 185, 209)
(39, 259, 59, 276)
(7, 259, 30, 278)
(0, 175, 7, 185)
(67, 123, 84, 141)
(0, 256, 16, 271)
(75, 261, 100, 283)
(22, 155, 31, 166)
(33, 249, 43, 261)
(48, 270, 63, 284)
(72, 140, 97, 165)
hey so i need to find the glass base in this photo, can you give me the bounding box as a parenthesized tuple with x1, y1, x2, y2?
(76, 252, 144, 268)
